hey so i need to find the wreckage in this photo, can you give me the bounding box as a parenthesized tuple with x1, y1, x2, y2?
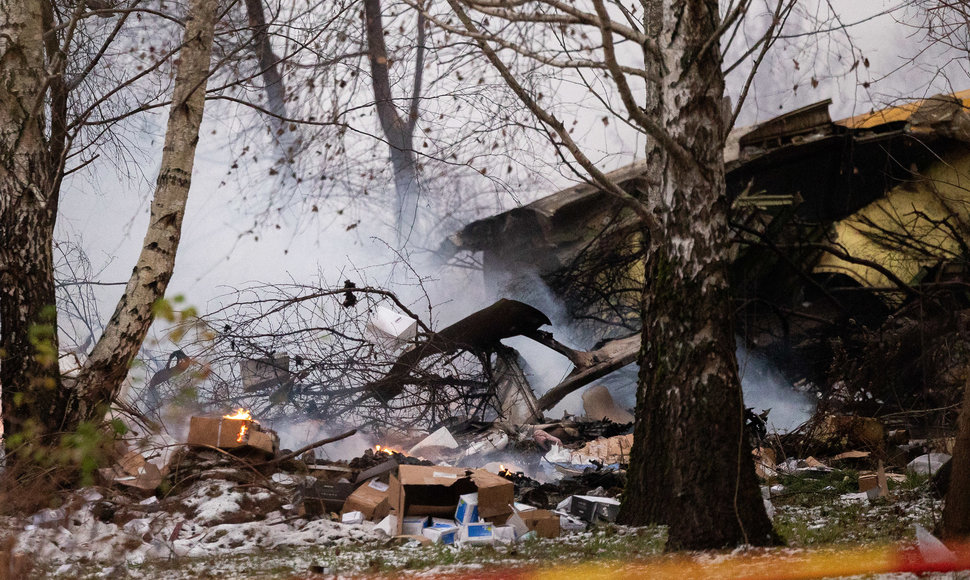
(438, 91, 970, 424)
(155, 91, 970, 435)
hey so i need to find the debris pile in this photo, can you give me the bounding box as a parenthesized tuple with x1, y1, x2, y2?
(2, 401, 638, 572)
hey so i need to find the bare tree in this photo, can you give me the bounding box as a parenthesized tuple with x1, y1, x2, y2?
(364, 0, 426, 245)
(417, 0, 794, 548)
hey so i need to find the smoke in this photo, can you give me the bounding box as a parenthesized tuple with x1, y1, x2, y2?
(736, 339, 815, 433)
(270, 420, 375, 462)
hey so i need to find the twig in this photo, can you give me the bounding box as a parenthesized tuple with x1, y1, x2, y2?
(262, 429, 357, 466)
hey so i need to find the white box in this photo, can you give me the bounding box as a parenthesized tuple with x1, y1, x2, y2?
(492, 524, 517, 545)
(455, 492, 479, 525)
(422, 525, 458, 545)
(402, 515, 429, 535)
(457, 521, 493, 545)
(340, 511, 364, 524)
(374, 514, 397, 536)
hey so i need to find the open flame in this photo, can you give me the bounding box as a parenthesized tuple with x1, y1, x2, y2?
(224, 408, 252, 421)
(373, 444, 402, 456)
(223, 408, 253, 444)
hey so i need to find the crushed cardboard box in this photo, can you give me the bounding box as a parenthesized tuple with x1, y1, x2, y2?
(574, 433, 634, 465)
(342, 477, 391, 521)
(97, 451, 163, 494)
(389, 465, 513, 534)
(509, 505, 560, 539)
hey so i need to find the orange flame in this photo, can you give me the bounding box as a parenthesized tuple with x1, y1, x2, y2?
(373, 445, 397, 455)
(237, 423, 249, 443)
(224, 408, 252, 421)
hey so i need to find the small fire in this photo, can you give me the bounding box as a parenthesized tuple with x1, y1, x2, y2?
(224, 408, 252, 421)
(237, 423, 249, 443)
(373, 444, 404, 456)
(223, 408, 253, 444)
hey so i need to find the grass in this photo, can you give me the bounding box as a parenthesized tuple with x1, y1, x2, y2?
(20, 472, 944, 579)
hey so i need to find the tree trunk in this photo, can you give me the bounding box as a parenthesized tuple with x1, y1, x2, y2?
(942, 376, 970, 538)
(617, 0, 775, 549)
(363, 0, 423, 245)
(66, 0, 218, 429)
(244, 0, 298, 163)
(0, 0, 63, 440)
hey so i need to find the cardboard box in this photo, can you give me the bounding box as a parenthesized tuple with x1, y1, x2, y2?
(342, 477, 390, 521)
(186, 416, 278, 454)
(98, 451, 163, 494)
(422, 525, 458, 544)
(520, 509, 560, 538)
(389, 466, 474, 534)
(493, 524, 517, 545)
(389, 466, 514, 534)
(402, 515, 429, 535)
(458, 522, 494, 545)
(469, 469, 514, 519)
(859, 473, 879, 493)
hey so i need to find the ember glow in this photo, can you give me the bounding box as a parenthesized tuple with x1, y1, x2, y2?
(224, 408, 252, 421)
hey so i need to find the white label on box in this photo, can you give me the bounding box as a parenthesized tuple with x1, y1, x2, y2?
(367, 480, 389, 492)
(432, 471, 458, 479)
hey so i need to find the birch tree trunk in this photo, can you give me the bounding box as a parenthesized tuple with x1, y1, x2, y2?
(617, 0, 775, 549)
(65, 0, 218, 429)
(0, 0, 63, 439)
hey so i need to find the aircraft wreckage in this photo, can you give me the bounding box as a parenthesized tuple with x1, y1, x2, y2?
(151, 91, 970, 431)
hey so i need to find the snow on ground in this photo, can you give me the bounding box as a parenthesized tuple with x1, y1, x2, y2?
(0, 469, 959, 579)
(2, 476, 379, 576)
